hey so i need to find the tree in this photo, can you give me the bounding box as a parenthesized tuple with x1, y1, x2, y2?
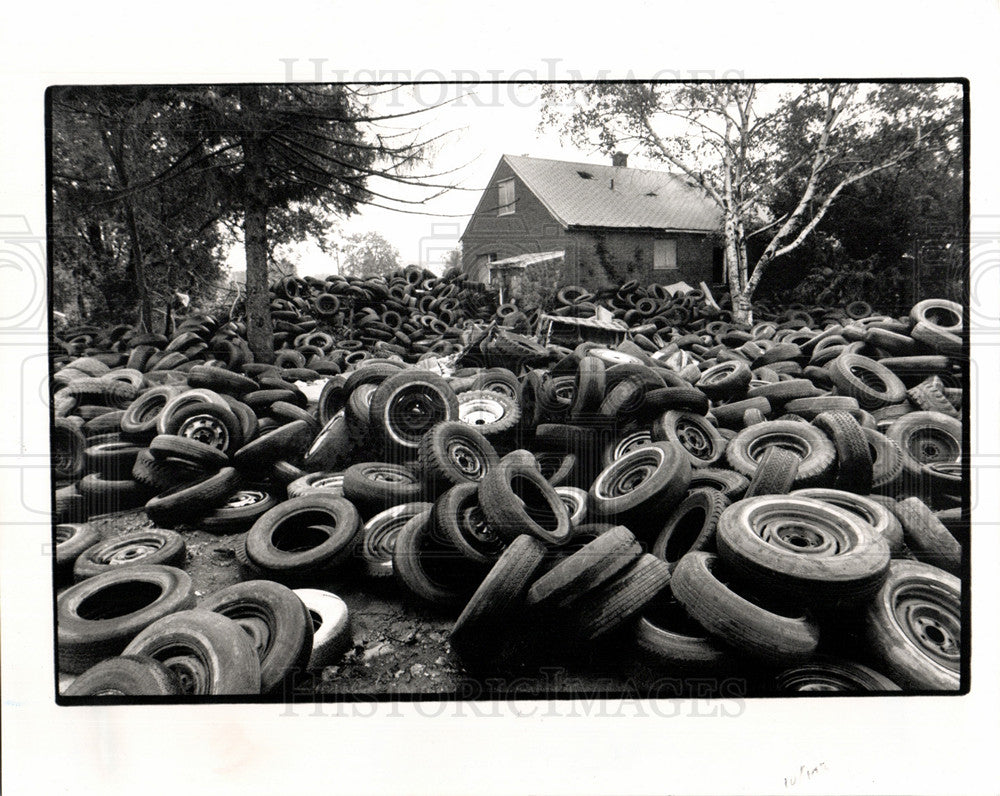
(441, 247, 462, 272)
(139, 85, 460, 360)
(52, 85, 464, 356)
(339, 231, 400, 278)
(540, 82, 961, 322)
(50, 87, 229, 329)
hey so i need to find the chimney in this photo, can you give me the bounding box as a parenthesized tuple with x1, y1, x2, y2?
(612, 151, 628, 168)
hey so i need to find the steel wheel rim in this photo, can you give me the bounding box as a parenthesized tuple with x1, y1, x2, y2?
(363, 464, 414, 484)
(890, 579, 960, 670)
(598, 447, 664, 498)
(447, 439, 487, 479)
(179, 414, 229, 450)
(745, 502, 860, 557)
(675, 418, 716, 460)
(614, 431, 652, 460)
(158, 645, 212, 695)
(460, 504, 503, 554)
(225, 490, 268, 509)
(387, 386, 448, 444)
(94, 534, 165, 566)
(905, 428, 960, 464)
(460, 397, 505, 426)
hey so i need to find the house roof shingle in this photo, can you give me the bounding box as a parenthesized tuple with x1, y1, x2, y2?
(502, 154, 721, 232)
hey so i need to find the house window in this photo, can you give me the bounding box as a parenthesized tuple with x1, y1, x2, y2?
(653, 238, 677, 271)
(498, 180, 515, 216)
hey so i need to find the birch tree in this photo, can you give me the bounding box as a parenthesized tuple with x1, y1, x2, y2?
(541, 82, 961, 323)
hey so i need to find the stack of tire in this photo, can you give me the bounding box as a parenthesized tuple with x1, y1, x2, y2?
(51, 290, 965, 696)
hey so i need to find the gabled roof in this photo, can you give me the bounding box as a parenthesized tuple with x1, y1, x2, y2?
(501, 154, 721, 232)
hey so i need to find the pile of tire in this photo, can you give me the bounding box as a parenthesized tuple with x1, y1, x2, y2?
(51, 288, 965, 696)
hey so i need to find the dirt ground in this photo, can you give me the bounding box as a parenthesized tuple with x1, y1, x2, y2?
(57, 509, 720, 700)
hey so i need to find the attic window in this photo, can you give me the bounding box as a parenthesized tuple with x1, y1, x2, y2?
(498, 179, 515, 216)
(577, 171, 594, 179)
(645, 191, 658, 197)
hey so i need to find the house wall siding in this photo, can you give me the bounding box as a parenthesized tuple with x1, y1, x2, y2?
(565, 229, 715, 288)
(460, 159, 717, 289)
(460, 160, 570, 281)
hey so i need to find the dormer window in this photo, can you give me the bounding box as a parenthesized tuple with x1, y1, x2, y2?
(498, 179, 515, 216)
(577, 171, 593, 179)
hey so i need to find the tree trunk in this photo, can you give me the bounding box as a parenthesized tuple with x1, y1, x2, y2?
(723, 211, 753, 325)
(102, 127, 153, 331)
(123, 204, 153, 331)
(240, 88, 275, 363)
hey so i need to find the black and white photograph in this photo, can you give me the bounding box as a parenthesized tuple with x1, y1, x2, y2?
(3, 2, 1000, 794)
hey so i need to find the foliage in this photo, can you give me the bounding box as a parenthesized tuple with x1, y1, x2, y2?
(50, 84, 462, 355)
(540, 82, 962, 321)
(339, 231, 401, 278)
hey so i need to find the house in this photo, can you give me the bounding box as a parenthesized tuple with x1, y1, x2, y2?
(460, 153, 724, 291)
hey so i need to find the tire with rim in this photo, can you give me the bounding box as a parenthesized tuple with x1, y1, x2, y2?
(791, 488, 904, 555)
(57, 565, 195, 674)
(716, 495, 891, 606)
(771, 656, 901, 693)
(418, 421, 499, 491)
(368, 371, 459, 454)
(651, 410, 726, 468)
(63, 655, 183, 696)
(122, 609, 261, 695)
(434, 483, 506, 565)
(342, 461, 426, 516)
(72, 528, 186, 581)
(360, 502, 434, 578)
(885, 411, 962, 499)
(725, 420, 836, 488)
(162, 401, 245, 454)
(670, 552, 819, 664)
(200, 580, 313, 694)
(589, 441, 691, 533)
(200, 488, 279, 534)
(458, 389, 521, 441)
(864, 560, 960, 690)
